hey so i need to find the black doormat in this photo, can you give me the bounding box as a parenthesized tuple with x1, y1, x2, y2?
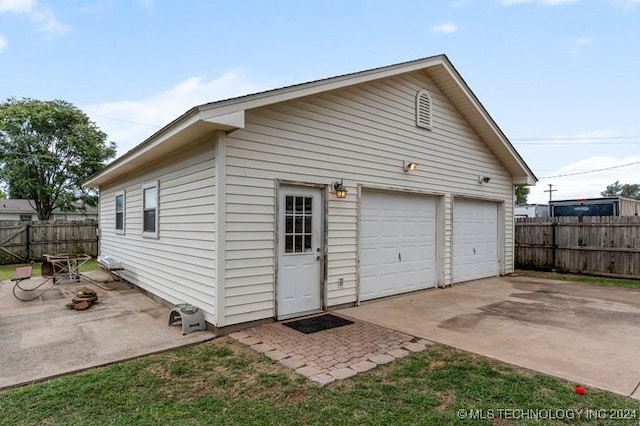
(283, 314, 354, 334)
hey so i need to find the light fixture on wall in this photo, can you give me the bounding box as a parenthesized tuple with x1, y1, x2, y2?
(333, 180, 348, 199)
(478, 176, 491, 184)
(403, 161, 418, 172)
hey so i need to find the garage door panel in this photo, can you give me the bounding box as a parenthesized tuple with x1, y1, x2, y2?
(453, 199, 498, 283)
(360, 191, 437, 301)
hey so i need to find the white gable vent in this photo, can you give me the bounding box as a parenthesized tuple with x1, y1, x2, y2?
(416, 89, 433, 130)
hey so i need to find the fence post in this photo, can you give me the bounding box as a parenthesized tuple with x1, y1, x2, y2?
(551, 219, 556, 272)
(25, 222, 31, 263)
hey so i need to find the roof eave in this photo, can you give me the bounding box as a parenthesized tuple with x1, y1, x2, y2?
(426, 60, 537, 186)
(84, 108, 244, 188)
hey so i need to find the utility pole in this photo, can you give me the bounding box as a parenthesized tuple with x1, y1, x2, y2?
(544, 184, 557, 201)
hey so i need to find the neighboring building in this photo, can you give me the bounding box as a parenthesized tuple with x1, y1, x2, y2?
(549, 197, 640, 217)
(0, 199, 98, 221)
(85, 55, 537, 331)
(515, 204, 549, 218)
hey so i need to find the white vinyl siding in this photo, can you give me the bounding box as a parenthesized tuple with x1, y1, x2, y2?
(223, 70, 514, 325)
(99, 140, 217, 322)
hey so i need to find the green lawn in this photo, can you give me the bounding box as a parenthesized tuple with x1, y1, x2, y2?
(516, 269, 640, 289)
(0, 259, 99, 282)
(1, 338, 638, 425)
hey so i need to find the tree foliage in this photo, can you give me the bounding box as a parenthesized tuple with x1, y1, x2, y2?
(515, 186, 529, 205)
(601, 181, 640, 200)
(0, 98, 116, 220)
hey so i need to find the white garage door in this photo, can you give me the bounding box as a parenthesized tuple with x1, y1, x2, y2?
(453, 199, 499, 283)
(360, 191, 437, 301)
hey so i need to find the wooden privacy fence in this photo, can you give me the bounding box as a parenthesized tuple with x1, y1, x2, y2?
(515, 216, 640, 279)
(0, 220, 98, 265)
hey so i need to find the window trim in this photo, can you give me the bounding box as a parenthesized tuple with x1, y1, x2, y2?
(142, 181, 159, 239)
(115, 190, 125, 235)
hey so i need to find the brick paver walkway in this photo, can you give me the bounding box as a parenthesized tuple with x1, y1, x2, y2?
(230, 313, 431, 385)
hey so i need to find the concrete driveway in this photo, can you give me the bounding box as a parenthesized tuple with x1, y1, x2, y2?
(340, 276, 640, 400)
(0, 272, 214, 390)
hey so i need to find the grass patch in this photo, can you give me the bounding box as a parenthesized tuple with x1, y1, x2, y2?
(516, 269, 640, 289)
(0, 259, 99, 282)
(1, 337, 638, 425)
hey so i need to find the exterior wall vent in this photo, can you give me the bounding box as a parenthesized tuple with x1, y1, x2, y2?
(416, 89, 433, 130)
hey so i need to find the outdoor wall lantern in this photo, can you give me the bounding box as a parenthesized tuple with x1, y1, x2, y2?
(333, 180, 348, 199)
(478, 176, 491, 184)
(403, 161, 418, 172)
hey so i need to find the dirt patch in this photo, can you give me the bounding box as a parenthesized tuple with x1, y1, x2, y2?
(435, 392, 453, 412)
(430, 360, 447, 369)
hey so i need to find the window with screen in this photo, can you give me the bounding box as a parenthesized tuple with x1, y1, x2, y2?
(115, 191, 124, 234)
(142, 182, 158, 237)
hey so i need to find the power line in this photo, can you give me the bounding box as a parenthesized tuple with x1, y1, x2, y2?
(539, 160, 640, 179)
(512, 136, 640, 141)
(90, 114, 162, 128)
(515, 141, 638, 145)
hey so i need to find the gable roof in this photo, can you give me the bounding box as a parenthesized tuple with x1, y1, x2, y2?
(85, 54, 537, 187)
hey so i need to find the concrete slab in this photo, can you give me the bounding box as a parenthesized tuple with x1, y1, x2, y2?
(0, 274, 215, 390)
(340, 276, 640, 400)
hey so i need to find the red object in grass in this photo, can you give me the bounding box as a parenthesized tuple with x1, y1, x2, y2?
(575, 385, 585, 395)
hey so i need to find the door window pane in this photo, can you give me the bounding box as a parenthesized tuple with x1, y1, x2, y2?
(284, 194, 314, 254)
(285, 196, 293, 214)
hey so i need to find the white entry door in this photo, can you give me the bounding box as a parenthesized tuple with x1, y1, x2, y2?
(277, 185, 323, 319)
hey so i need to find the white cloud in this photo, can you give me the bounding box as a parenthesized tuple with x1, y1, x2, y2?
(138, 0, 155, 13)
(529, 155, 640, 204)
(0, 0, 35, 13)
(31, 8, 70, 34)
(85, 70, 271, 155)
(611, 0, 640, 5)
(569, 36, 591, 46)
(499, 0, 580, 5)
(0, 34, 7, 53)
(0, 0, 69, 35)
(430, 22, 458, 34)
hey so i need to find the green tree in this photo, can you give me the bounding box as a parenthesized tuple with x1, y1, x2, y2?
(0, 98, 116, 220)
(601, 181, 640, 200)
(515, 186, 529, 205)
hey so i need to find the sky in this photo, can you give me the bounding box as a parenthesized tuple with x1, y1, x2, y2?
(1, 0, 639, 204)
